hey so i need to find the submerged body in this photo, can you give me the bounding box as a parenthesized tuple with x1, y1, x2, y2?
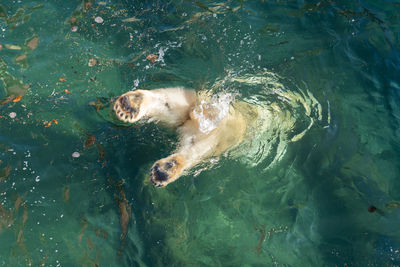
(114, 87, 250, 187)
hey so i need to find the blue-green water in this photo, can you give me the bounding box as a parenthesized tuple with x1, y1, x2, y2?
(1, 0, 400, 266)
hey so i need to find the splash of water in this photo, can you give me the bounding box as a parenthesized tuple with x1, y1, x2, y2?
(192, 92, 235, 134)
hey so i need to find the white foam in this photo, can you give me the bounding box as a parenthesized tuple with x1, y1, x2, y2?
(192, 93, 234, 134)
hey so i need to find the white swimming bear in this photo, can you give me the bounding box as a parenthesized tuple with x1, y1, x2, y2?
(114, 87, 251, 187)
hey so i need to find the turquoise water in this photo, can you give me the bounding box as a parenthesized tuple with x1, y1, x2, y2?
(1, 0, 400, 266)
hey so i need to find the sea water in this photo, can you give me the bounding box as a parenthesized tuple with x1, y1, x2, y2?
(0, 0, 399, 266)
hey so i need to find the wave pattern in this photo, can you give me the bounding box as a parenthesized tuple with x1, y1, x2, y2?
(210, 72, 323, 169)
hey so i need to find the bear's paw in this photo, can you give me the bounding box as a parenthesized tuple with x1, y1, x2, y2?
(150, 154, 185, 187)
(114, 91, 144, 123)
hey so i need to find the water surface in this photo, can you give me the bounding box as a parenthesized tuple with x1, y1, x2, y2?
(0, 0, 399, 266)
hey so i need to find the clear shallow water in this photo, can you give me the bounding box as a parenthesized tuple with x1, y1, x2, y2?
(0, 0, 399, 266)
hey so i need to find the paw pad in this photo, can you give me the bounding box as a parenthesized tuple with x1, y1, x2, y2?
(114, 92, 143, 123)
(150, 157, 184, 187)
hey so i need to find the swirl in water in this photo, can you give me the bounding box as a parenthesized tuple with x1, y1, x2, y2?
(192, 71, 325, 174)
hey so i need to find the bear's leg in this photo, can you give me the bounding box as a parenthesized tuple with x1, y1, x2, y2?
(149, 140, 217, 187)
(149, 106, 247, 187)
(150, 129, 221, 187)
(114, 88, 197, 127)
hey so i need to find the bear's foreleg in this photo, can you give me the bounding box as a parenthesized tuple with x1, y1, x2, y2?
(114, 88, 196, 127)
(150, 124, 221, 187)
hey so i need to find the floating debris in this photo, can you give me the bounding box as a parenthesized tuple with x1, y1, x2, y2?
(4, 44, 22, 50)
(368, 205, 384, 215)
(72, 152, 80, 158)
(78, 217, 88, 244)
(71, 26, 78, 32)
(85, 2, 92, 11)
(14, 54, 28, 68)
(0, 96, 15, 105)
(83, 134, 96, 149)
(368, 205, 376, 212)
(67, 0, 94, 28)
(122, 17, 140, 22)
(14, 195, 23, 211)
(0, 165, 11, 181)
(15, 54, 27, 62)
(116, 188, 131, 240)
(44, 119, 58, 128)
(63, 186, 70, 202)
(88, 58, 97, 67)
(254, 224, 266, 255)
(385, 202, 399, 209)
(94, 16, 104, 23)
(88, 97, 109, 112)
(26, 36, 39, 50)
(0, 44, 2, 50)
(12, 96, 22, 102)
(0, 57, 30, 100)
(96, 144, 105, 164)
(146, 54, 158, 63)
(9, 112, 16, 118)
(0, 5, 34, 29)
